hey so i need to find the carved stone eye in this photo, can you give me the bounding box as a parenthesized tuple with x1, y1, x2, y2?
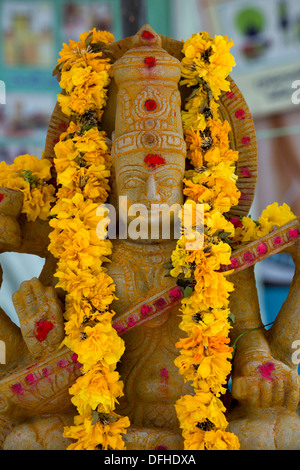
(124, 179, 143, 189)
(163, 178, 176, 187)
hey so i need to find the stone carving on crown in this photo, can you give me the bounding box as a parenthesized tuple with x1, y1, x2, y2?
(0, 24, 299, 450)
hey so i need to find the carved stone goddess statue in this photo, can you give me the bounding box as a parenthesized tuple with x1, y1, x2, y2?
(0, 25, 299, 450)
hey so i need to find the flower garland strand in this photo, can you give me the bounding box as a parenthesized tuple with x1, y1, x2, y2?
(170, 32, 298, 450)
(48, 28, 129, 450)
(169, 32, 242, 451)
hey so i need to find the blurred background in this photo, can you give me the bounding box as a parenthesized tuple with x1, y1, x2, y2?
(0, 0, 299, 328)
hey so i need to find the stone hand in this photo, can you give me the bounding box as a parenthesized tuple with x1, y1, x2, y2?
(12, 277, 65, 358)
(232, 350, 300, 412)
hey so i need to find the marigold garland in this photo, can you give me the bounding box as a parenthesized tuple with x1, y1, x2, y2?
(0, 28, 298, 452)
(168, 31, 241, 450)
(48, 28, 130, 450)
(170, 31, 297, 451)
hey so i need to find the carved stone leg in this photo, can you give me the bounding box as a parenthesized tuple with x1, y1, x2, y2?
(3, 413, 75, 450)
(123, 426, 183, 450)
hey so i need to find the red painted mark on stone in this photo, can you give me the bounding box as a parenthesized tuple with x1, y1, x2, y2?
(160, 368, 169, 382)
(154, 297, 167, 310)
(145, 99, 157, 112)
(241, 136, 251, 146)
(169, 286, 183, 302)
(142, 30, 155, 40)
(258, 362, 275, 380)
(257, 243, 268, 255)
(34, 319, 54, 342)
(25, 373, 38, 385)
(144, 57, 156, 68)
(144, 154, 166, 169)
(273, 236, 284, 247)
(12, 383, 24, 395)
(240, 167, 252, 178)
(0, 194, 4, 203)
(289, 228, 299, 240)
(57, 358, 69, 368)
(235, 109, 246, 120)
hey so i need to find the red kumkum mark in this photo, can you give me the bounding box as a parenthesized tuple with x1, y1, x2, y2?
(243, 250, 255, 263)
(235, 109, 246, 120)
(144, 154, 166, 169)
(57, 358, 69, 368)
(229, 257, 240, 269)
(226, 91, 237, 101)
(144, 57, 156, 68)
(169, 286, 183, 302)
(258, 362, 275, 380)
(142, 30, 155, 40)
(160, 368, 169, 381)
(273, 236, 284, 247)
(154, 297, 167, 310)
(0, 194, 4, 203)
(34, 319, 54, 342)
(144, 99, 157, 112)
(240, 167, 252, 178)
(141, 304, 153, 317)
(241, 136, 251, 146)
(257, 243, 268, 255)
(288, 228, 299, 240)
(12, 382, 24, 395)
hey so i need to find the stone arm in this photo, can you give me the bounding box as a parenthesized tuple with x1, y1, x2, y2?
(229, 266, 270, 360)
(0, 187, 64, 363)
(0, 187, 51, 257)
(267, 242, 300, 370)
(229, 260, 300, 413)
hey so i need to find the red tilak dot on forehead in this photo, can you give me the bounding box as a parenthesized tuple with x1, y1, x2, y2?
(144, 154, 166, 169)
(142, 30, 155, 39)
(144, 99, 157, 112)
(144, 57, 156, 68)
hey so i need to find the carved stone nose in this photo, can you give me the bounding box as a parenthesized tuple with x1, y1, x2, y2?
(145, 175, 160, 202)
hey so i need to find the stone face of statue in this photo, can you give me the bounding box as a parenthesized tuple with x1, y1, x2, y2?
(111, 26, 186, 241)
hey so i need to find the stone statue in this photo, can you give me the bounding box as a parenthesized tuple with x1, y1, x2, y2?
(0, 25, 299, 450)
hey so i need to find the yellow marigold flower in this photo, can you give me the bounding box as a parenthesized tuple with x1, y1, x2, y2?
(175, 391, 228, 432)
(181, 33, 235, 99)
(234, 216, 257, 243)
(71, 126, 109, 154)
(206, 211, 235, 237)
(22, 185, 56, 222)
(204, 429, 240, 450)
(183, 179, 213, 204)
(181, 428, 206, 450)
(79, 28, 114, 46)
(13, 154, 53, 181)
(69, 365, 124, 415)
(73, 320, 125, 371)
(258, 202, 296, 230)
(64, 413, 129, 451)
(184, 128, 204, 168)
(181, 108, 207, 131)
